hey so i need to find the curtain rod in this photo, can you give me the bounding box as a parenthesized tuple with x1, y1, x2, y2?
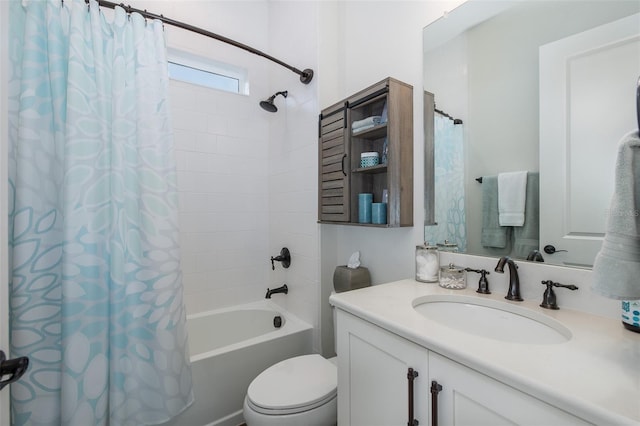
(88, 0, 314, 85)
(434, 107, 463, 124)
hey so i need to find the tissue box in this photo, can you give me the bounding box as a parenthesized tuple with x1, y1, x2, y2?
(333, 266, 371, 293)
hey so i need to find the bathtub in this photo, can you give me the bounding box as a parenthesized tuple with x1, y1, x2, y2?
(161, 300, 313, 426)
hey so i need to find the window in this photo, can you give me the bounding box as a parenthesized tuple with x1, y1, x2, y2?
(167, 48, 249, 95)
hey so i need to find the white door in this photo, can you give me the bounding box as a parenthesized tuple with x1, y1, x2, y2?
(335, 310, 430, 426)
(539, 13, 640, 267)
(429, 352, 590, 425)
(1, 1, 12, 422)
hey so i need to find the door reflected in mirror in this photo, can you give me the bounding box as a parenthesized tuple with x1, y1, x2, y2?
(423, 0, 640, 268)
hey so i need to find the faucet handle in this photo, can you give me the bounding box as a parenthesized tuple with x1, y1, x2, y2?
(465, 268, 491, 294)
(270, 247, 291, 270)
(540, 280, 578, 310)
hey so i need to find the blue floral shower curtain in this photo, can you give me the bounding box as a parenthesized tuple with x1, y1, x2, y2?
(425, 114, 467, 250)
(8, 0, 193, 424)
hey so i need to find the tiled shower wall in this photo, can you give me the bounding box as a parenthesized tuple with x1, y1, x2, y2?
(158, 1, 320, 346)
(156, 0, 274, 316)
(171, 81, 271, 314)
(266, 1, 321, 337)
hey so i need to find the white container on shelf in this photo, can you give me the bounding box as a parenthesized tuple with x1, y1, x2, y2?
(360, 152, 379, 168)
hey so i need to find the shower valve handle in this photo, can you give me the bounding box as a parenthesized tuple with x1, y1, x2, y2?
(270, 247, 291, 270)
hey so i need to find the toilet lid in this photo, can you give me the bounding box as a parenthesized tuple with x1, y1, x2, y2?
(247, 354, 337, 415)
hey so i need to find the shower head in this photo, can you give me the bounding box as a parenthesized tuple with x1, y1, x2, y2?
(259, 99, 278, 113)
(260, 90, 288, 113)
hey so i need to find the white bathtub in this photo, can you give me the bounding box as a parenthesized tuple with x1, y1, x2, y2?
(161, 300, 313, 426)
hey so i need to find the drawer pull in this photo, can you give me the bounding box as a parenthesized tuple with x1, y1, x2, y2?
(431, 380, 443, 426)
(407, 367, 419, 426)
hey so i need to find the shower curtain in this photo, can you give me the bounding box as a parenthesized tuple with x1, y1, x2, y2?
(8, 0, 193, 424)
(425, 114, 467, 251)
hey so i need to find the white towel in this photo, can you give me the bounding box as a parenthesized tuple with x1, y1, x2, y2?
(498, 171, 528, 226)
(352, 116, 382, 131)
(592, 130, 640, 300)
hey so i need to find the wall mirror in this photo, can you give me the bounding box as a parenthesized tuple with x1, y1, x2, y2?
(423, 0, 640, 268)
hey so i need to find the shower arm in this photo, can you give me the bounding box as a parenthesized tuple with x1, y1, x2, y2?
(88, 0, 314, 85)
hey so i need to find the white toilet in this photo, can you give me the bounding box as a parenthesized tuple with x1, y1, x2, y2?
(243, 265, 369, 425)
(242, 354, 337, 425)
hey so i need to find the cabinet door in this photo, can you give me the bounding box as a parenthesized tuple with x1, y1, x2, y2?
(319, 106, 349, 222)
(336, 310, 429, 426)
(429, 352, 590, 426)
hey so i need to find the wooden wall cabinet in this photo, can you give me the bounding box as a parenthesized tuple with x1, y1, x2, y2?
(318, 77, 413, 227)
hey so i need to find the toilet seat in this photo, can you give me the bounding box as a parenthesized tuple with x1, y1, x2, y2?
(246, 354, 337, 416)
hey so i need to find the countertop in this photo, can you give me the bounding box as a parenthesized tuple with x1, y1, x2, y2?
(329, 279, 640, 425)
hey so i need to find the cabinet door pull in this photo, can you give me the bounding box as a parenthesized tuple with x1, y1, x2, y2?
(430, 380, 443, 426)
(407, 367, 419, 426)
(341, 154, 347, 176)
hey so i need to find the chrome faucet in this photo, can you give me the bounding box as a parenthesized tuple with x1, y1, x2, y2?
(265, 284, 288, 299)
(495, 257, 523, 301)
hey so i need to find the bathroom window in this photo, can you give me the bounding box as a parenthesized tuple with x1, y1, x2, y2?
(167, 48, 249, 95)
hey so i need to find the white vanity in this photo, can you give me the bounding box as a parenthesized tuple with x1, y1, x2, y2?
(330, 279, 640, 426)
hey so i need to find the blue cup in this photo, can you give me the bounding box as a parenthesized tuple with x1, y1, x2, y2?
(372, 202, 387, 224)
(358, 193, 373, 223)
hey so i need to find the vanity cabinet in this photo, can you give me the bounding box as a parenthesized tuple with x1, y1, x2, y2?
(318, 77, 413, 227)
(335, 310, 428, 426)
(336, 308, 591, 426)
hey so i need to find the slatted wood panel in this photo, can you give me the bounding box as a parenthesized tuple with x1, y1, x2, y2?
(318, 104, 349, 222)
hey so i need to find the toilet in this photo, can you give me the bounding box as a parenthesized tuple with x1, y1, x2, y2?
(242, 354, 337, 425)
(243, 264, 370, 425)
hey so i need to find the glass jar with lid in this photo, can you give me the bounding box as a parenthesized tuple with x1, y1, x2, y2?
(415, 242, 439, 283)
(439, 263, 466, 289)
(437, 240, 459, 253)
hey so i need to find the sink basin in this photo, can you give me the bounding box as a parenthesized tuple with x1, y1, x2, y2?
(413, 295, 571, 344)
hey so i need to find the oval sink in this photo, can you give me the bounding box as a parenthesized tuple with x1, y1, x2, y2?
(413, 295, 571, 344)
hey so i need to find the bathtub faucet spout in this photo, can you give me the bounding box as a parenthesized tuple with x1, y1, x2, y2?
(265, 284, 288, 299)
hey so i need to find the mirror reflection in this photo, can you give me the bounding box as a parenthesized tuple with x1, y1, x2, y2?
(423, 0, 640, 268)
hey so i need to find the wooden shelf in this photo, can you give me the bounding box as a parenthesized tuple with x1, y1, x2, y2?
(353, 164, 387, 174)
(317, 220, 390, 228)
(351, 124, 387, 140)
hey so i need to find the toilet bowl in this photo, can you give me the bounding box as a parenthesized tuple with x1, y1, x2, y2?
(242, 354, 337, 426)
(244, 269, 367, 425)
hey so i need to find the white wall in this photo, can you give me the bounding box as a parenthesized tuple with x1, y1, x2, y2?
(320, 0, 465, 286)
(318, 0, 466, 356)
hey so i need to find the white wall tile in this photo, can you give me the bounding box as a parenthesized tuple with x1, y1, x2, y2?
(112, 0, 272, 322)
(266, 1, 321, 351)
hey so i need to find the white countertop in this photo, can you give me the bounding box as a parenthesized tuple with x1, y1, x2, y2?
(329, 279, 640, 425)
